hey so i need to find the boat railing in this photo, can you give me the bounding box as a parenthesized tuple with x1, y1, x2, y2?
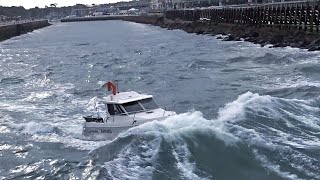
(132, 114, 137, 125)
(163, 102, 177, 116)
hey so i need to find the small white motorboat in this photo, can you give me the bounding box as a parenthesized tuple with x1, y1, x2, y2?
(83, 81, 176, 139)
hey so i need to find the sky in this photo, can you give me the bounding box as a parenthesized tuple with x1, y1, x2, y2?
(0, 0, 120, 9)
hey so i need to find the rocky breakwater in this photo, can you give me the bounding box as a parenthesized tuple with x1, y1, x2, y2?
(128, 16, 320, 51)
(168, 19, 320, 51)
(123, 15, 163, 25)
(0, 20, 51, 41)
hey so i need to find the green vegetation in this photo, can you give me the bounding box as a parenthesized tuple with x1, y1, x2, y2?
(0, 6, 29, 18)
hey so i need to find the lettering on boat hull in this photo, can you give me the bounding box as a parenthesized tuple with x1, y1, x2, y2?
(84, 128, 113, 134)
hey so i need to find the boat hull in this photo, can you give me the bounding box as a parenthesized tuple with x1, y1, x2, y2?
(83, 125, 134, 139)
(82, 109, 176, 139)
(82, 116, 169, 139)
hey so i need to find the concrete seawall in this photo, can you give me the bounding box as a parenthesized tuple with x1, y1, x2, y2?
(0, 20, 51, 41)
(60, 15, 163, 24)
(122, 15, 163, 25)
(61, 16, 124, 22)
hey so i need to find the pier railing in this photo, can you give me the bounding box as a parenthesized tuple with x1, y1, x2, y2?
(165, 0, 320, 32)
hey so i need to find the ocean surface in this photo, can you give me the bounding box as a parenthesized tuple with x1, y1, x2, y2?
(0, 21, 320, 180)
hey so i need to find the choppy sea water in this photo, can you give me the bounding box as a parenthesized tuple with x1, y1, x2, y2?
(0, 21, 320, 180)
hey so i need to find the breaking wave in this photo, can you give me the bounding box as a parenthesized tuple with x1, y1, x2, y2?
(84, 92, 320, 180)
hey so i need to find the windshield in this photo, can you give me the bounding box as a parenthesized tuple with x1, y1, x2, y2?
(107, 104, 125, 115)
(139, 98, 158, 110)
(122, 101, 143, 114)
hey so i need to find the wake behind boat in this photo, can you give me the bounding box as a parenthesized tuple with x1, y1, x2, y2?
(83, 81, 176, 139)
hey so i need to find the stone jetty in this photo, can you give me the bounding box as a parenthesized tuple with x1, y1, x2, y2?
(60, 16, 124, 22)
(0, 20, 51, 41)
(161, 1, 320, 51)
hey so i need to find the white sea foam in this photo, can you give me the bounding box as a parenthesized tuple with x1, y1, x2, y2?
(101, 110, 238, 179)
(103, 138, 159, 180)
(123, 111, 238, 146)
(217, 91, 273, 122)
(263, 75, 320, 89)
(97, 81, 106, 86)
(173, 144, 208, 180)
(25, 91, 53, 101)
(217, 92, 320, 179)
(101, 91, 319, 179)
(0, 125, 11, 133)
(14, 122, 109, 150)
(10, 121, 56, 135)
(31, 133, 110, 151)
(283, 109, 320, 130)
(0, 101, 37, 112)
(253, 150, 302, 180)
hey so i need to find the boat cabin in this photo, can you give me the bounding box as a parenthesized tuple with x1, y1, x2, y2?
(84, 81, 174, 124)
(105, 91, 159, 116)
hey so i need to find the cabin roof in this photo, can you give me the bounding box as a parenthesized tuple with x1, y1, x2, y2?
(103, 91, 153, 104)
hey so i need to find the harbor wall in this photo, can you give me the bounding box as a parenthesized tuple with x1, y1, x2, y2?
(121, 5, 320, 51)
(0, 20, 51, 41)
(60, 15, 163, 24)
(158, 1, 320, 50)
(165, 1, 320, 32)
(61, 16, 123, 22)
(122, 15, 163, 25)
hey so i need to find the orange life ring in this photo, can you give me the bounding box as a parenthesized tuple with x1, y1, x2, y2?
(107, 81, 117, 95)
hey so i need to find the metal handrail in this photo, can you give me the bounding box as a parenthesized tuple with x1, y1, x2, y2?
(132, 113, 137, 125)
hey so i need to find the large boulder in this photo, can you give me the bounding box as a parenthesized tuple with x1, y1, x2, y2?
(243, 37, 252, 41)
(308, 38, 320, 48)
(222, 34, 235, 41)
(296, 40, 309, 48)
(308, 46, 320, 51)
(196, 31, 205, 35)
(252, 31, 259, 37)
(269, 34, 284, 44)
(259, 40, 269, 47)
(234, 37, 242, 41)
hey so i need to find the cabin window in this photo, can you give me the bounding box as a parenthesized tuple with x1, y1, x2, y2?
(139, 98, 158, 110)
(116, 105, 125, 115)
(107, 104, 115, 115)
(107, 104, 125, 115)
(122, 101, 143, 114)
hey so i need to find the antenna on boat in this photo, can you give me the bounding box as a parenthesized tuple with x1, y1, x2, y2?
(115, 80, 119, 93)
(96, 106, 100, 118)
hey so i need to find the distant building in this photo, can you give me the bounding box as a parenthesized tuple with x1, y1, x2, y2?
(95, 0, 150, 15)
(93, 12, 104, 16)
(0, 15, 21, 22)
